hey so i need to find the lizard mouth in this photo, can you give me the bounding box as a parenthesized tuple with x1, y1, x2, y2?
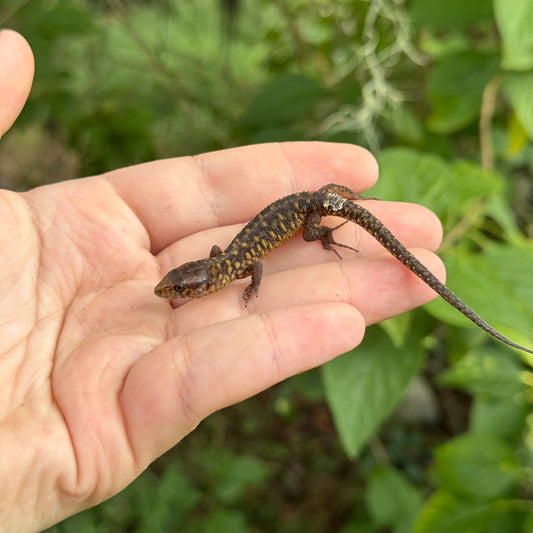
(153, 281, 180, 298)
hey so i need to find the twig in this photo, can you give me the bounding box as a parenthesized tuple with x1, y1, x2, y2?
(479, 73, 503, 171)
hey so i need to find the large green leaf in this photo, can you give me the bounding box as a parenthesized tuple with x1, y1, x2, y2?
(366, 465, 423, 533)
(438, 347, 525, 398)
(426, 51, 499, 134)
(433, 433, 520, 499)
(322, 316, 429, 457)
(415, 490, 497, 533)
(471, 397, 530, 440)
(242, 73, 325, 128)
(374, 148, 502, 222)
(425, 244, 533, 347)
(410, 0, 493, 30)
(197, 509, 248, 533)
(198, 448, 270, 504)
(494, 0, 533, 70)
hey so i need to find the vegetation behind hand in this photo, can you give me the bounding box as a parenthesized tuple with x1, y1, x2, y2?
(2, 1, 532, 532)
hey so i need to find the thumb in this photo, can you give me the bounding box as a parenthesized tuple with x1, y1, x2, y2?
(0, 29, 34, 137)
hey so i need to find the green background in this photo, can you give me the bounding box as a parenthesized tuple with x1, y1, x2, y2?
(1, 1, 532, 531)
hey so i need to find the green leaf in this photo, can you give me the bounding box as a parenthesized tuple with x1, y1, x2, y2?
(494, 0, 533, 70)
(410, 0, 493, 31)
(322, 319, 428, 457)
(426, 244, 533, 347)
(366, 465, 423, 533)
(506, 111, 530, 156)
(199, 449, 270, 504)
(197, 509, 248, 533)
(503, 72, 533, 139)
(471, 397, 530, 440)
(433, 433, 520, 499)
(385, 104, 425, 145)
(483, 194, 524, 245)
(451, 160, 504, 201)
(12, 0, 96, 39)
(426, 51, 499, 133)
(524, 510, 533, 532)
(245, 125, 304, 145)
(374, 148, 501, 222)
(379, 312, 417, 349)
(133, 465, 201, 532)
(415, 490, 497, 533)
(243, 73, 324, 128)
(438, 347, 525, 398)
(373, 148, 457, 207)
(51, 511, 100, 533)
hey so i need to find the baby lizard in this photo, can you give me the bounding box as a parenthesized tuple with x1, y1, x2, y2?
(154, 183, 533, 355)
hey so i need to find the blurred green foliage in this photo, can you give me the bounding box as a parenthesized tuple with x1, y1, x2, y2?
(2, 0, 533, 531)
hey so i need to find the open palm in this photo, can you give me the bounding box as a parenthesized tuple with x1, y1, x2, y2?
(0, 30, 444, 532)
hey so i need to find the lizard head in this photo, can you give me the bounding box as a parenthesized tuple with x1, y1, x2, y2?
(154, 260, 212, 299)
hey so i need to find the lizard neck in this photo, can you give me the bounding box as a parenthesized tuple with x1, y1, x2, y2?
(205, 253, 240, 292)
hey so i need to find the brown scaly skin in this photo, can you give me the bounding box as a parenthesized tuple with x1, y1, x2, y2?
(155, 184, 533, 355)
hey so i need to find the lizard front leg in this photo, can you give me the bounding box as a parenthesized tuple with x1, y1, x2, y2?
(240, 261, 263, 305)
(210, 245, 223, 257)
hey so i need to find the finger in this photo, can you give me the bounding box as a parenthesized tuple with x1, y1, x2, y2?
(253, 248, 446, 326)
(0, 30, 34, 137)
(122, 302, 365, 462)
(154, 200, 443, 277)
(106, 142, 378, 252)
(158, 248, 445, 335)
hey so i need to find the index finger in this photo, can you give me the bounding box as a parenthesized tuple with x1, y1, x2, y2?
(0, 30, 34, 137)
(106, 142, 378, 253)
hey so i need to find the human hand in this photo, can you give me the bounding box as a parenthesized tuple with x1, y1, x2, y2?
(0, 30, 444, 532)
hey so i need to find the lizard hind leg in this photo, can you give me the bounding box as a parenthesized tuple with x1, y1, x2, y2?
(303, 210, 358, 260)
(318, 220, 359, 259)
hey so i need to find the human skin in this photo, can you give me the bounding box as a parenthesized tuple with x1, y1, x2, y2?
(0, 29, 444, 533)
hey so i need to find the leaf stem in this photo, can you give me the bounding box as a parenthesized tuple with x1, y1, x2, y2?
(479, 73, 503, 171)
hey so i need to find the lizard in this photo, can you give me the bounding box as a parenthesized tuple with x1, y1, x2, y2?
(154, 183, 533, 355)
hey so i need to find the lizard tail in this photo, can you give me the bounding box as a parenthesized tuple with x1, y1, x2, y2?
(338, 200, 533, 355)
